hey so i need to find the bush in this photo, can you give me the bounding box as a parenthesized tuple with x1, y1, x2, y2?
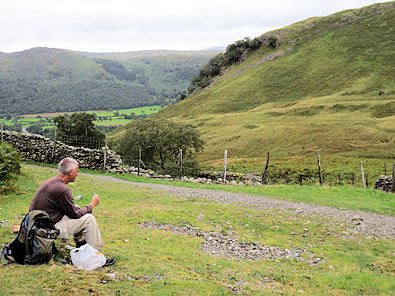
(371, 102, 395, 118)
(0, 141, 21, 192)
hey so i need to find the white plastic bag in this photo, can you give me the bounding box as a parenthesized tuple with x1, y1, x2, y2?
(70, 244, 106, 271)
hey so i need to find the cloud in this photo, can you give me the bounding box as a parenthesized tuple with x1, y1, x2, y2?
(0, 0, 389, 52)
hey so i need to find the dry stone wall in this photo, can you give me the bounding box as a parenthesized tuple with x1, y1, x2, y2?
(1, 130, 122, 171)
(375, 175, 394, 192)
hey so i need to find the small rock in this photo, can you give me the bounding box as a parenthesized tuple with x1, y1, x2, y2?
(197, 213, 205, 221)
(107, 273, 117, 280)
(351, 216, 363, 221)
(154, 272, 165, 280)
(73, 195, 83, 201)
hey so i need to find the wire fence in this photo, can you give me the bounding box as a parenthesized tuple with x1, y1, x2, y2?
(52, 134, 105, 149)
(1, 124, 393, 191)
(118, 147, 394, 190)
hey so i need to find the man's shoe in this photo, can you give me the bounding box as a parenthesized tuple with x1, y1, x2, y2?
(75, 240, 87, 248)
(103, 257, 116, 267)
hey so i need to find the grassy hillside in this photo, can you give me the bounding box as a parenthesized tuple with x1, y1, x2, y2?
(149, 2, 395, 173)
(0, 48, 219, 115)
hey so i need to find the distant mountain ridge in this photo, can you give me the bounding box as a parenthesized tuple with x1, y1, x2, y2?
(71, 49, 222, 59)
(0, 48, 221, 114)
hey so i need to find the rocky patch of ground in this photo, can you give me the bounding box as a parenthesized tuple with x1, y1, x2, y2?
(139, 222, 325, 265)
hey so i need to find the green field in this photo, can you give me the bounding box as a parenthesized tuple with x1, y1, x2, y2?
(0, 105, 162, 130)
(1, 165, 394, 295)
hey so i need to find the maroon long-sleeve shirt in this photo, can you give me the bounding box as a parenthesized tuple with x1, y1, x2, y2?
(29, 176, 92, 223)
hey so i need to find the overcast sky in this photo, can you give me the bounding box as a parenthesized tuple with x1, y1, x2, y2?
(0, 0, 389, 53)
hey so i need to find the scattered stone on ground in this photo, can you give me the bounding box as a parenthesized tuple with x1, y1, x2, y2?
(139, 222, 325, 265)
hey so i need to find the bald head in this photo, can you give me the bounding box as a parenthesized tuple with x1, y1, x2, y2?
(58, 157, 79, 176)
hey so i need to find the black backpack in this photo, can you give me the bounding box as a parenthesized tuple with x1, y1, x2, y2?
(1, 210, 60, 265)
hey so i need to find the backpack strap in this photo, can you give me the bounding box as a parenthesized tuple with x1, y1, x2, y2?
(22, 213, 32, 256)
(1, 245, 15, 263)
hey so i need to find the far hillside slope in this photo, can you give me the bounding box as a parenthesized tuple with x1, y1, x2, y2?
(0, 48, 155, 114)
(0, 48, 220, 114)
(148, 2, 395, 170)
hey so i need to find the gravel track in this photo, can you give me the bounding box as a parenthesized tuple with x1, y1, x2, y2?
(83, 173, 395, 239)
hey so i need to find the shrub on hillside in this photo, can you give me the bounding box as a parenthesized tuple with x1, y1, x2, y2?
(371, 102, 395, 118)
(0, 141, 21, 193)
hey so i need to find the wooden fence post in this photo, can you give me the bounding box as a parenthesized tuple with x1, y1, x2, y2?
(317, 153, 323, 186)
(261, 151, 270, 184)
(351, 173, 355, 186)
(223, 150, 227, 183)
(51, 130, 57, 162)
(392, 163, 395, 194)
(138, 148, 141, 176)
(179, 148, 183, 178)
(360, 161, 367, 188)
(103, 140, 107, 172)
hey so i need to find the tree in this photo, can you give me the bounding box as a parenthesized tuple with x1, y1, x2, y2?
(0, 141, 21, 193)
(114, 118, 204, 174)
(26, 123, 45, 135)
(54, 113, 105, 148)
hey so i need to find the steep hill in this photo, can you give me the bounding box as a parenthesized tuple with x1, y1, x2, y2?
(0, 48, 219, 115)
(148, 2, 395, 170)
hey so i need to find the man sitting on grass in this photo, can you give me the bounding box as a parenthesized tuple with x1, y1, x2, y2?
(29, 157, 115, 267)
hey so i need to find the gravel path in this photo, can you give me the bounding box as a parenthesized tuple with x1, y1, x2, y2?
(83, 173, 395, 239)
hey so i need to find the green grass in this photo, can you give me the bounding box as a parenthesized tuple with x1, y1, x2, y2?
(1, 165, 394, 295)
(0, 105, 162, 129)
(91, 168, 394, 216)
